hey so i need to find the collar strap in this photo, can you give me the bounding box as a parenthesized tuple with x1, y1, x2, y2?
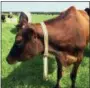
(40, 22, 48, 57)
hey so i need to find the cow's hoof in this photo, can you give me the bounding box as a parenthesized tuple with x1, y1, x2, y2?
(53, 84, 60, 88)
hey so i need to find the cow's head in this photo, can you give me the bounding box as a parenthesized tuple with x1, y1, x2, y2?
(7, 12, 41, 64)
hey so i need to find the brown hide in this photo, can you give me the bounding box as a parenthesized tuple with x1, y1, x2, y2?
(34, 6, 89, 66)
(46, 7, 89, 47)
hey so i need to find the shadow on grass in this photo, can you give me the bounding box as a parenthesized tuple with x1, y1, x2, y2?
(2, 55, 56, 88)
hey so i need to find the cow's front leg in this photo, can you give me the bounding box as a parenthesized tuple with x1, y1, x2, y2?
(54, 56, 62, 88)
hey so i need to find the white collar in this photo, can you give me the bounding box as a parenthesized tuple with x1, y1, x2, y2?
(40, 22, 48, 57)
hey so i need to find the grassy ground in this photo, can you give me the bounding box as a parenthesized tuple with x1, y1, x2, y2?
(2, 14, 90, 88)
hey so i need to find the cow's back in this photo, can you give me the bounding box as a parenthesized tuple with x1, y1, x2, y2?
(45, 6, 89, 50)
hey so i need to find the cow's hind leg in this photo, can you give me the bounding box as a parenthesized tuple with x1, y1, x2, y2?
(54, 56, 62, 88)
(70, 62, 81, 88)
(70, 52, 83, 88)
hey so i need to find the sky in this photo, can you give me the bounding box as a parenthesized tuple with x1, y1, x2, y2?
(2, 2, 89, 12)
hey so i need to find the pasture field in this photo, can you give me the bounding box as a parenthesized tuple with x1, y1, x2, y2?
(2, 14, 90, 88)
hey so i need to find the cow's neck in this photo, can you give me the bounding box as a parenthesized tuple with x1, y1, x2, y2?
(33, 23, 49, 54)
(33, 23, 57, 55)
(34, 23, 46, 37)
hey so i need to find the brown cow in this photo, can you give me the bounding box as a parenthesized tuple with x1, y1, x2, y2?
(7, 6, 89, 88)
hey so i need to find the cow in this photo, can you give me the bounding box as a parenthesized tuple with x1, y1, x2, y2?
(1, 14, 6, 22)
(8, 14, 13, 18)
(7, 6, 89, 88)
(85, 8, 90, 16)
(8, 12, 13, 18)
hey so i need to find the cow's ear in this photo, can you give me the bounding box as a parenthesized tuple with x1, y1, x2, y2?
(19, 12, 31, 24)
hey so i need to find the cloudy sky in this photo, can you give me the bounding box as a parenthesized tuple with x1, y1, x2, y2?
(2, 2, 89, 12)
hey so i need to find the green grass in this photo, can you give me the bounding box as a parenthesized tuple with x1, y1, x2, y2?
(2, 14, 90, 88)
